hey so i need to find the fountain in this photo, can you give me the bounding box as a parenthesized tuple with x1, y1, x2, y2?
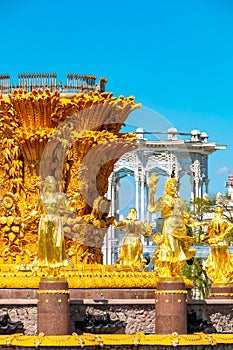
(0, 86, 141, 270)
(0, 73, 232, 348)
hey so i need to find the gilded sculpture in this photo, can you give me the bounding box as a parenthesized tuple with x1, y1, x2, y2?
(0, 88, 140, 270)
(0, 79, 209, 289)
(148, 175, 196, 278)
(201, 206, 233, 284)
(23, 176, 70, 276)
(113, 208, 151, 270)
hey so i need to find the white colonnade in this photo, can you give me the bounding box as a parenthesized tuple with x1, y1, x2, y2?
(103, 128, 225, 264)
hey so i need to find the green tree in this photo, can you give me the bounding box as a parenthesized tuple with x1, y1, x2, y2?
(189, 197, 211, 244)
(184, 193, 233, 298)
(184, 258, 211, 299)
(183, 197, 212, 298)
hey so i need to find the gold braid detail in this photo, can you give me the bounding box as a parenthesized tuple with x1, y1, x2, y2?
(155, 290, 187, 294)
(210, 292, 233, 297)
(5, 333, 233, 346)
(37, 290, 70, 294)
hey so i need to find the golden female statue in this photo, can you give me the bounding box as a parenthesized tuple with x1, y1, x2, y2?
(24, 176, 69, 275)
(113, 208, 151, 270)
(201, 206, 233, 283)
(148, 175, 196, 278)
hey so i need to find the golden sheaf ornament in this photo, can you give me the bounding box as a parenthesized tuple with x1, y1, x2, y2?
(0, 88, 140, 275)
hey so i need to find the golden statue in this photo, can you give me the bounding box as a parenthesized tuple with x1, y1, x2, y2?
(0, 89, 140, 266)
(148, 175, 196, 278)
(113, 208, 151, 270)
(24, 176, 69, 275)
(201, 206, 233, 284)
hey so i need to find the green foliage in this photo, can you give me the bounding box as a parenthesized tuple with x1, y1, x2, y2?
(185, 197, 212, 298)
(190, 197, 212, 221)
(184, 195, 233, 298)
(183, 258, 211, 299)
(222, 195, 233, 223)
(188, 198, 211, 244)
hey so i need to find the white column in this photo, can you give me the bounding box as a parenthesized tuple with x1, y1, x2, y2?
(199, 179, 202, 198)
(135, 172, 140, 217)
(146, 171, 150, 222)
(115, 177, 120, 220)
(190, 159, 201, 199)
(140, 173, 145, 221)
(195, 179, 199, 199)
(103, 175, 113, 265)
(107, 174, 112, 200)
(107, 174, 116, 265)
(190, 177, 195, 201)
(103, 233, 108, 265)
(111, 175, 116, 216)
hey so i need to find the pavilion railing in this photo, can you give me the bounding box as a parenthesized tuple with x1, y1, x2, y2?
(0, 73, 107, 94)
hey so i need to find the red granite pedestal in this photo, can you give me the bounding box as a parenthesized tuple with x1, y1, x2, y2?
(155, 281, 187, 334)
(210, 284, 233, 299)
(37, 279, 70, 335)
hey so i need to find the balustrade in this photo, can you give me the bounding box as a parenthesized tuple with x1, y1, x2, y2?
(0, 73, 106, 94)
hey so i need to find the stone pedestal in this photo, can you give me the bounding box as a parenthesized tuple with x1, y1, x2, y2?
(37, 279, 70, 335)
(155, 281, 187, 334)
(210, 284, 233, 299)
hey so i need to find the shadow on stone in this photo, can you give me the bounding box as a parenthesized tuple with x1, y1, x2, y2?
(0, 313, 24, 334)
(187, 311, 216, 334)
(75, 311, 126, 334)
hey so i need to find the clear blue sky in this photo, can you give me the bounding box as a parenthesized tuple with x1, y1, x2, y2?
(1, 0, 233, 196)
